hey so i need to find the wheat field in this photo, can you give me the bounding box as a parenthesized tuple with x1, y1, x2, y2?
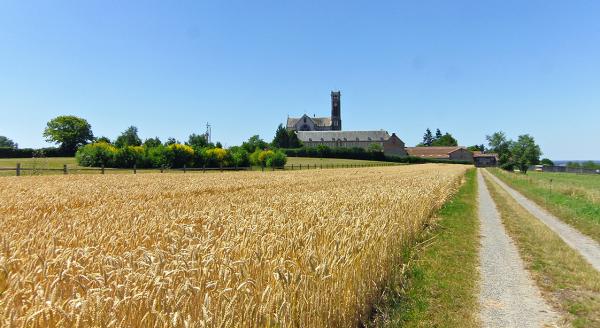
(0, 164, 467, 327)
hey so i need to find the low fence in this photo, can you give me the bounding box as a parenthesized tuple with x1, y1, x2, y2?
(530, 165, 600, 175)
(0, 162, 397, 176)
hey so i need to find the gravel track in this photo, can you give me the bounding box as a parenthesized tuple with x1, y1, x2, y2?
(477, 170, 558, 327)
(485, 170, 600, 272)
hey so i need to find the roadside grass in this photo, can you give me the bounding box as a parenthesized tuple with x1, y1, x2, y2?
(488, 168, 600, 243)
(484, 172, 600, 327)
(370, 168, 480, 327)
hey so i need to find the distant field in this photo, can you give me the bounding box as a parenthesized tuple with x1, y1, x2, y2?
(488, 168, 600, 242)
(286, 157, 391, 166)
(0, 157, 393, 176)
(0, 157, 79, 169)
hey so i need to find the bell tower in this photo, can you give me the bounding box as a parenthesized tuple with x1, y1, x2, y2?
(331, 91, 341, 130)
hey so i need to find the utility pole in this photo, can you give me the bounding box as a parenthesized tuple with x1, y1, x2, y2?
(205, 122, 212, 144)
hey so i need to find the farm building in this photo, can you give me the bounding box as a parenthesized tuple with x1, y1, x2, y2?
(296, 130, 408, 156)
(473, 151, 498, 167)
(406, 146, 474, 163)
(287, 91, 342, 131)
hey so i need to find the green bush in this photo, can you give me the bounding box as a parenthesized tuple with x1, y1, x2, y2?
(167, 144, 194, 168)
(114, 146, 145, 168)
(249, 149, 262, 166)
(229, 147, 250, 167)
(266, 150, 287, 167)
(147, 145, 171, 168)
(204, 147, 229, 167)
(76, 142, 117, 167)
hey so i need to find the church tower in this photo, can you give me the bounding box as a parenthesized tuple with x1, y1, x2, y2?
(331, 91, 342, 130)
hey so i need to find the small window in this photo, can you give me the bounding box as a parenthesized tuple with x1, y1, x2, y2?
(320, 138, 324, 141)
(332, 138, 335, 141)
(368, 137, 372, 141)
(380, 137, 384, 141)
(356, 137, 360, 141)
(343, 138, 347, 141)
(308, 138, 312, 141)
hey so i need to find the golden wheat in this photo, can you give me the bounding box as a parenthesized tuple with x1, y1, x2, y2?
(0, 164, 467, 327)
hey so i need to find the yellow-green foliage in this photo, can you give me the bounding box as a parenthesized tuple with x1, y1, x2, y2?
(258, 149, 275, 164)
(167, 143, 194, 156)
(204, 147, 228, 165)
(0, 165, 467, 327)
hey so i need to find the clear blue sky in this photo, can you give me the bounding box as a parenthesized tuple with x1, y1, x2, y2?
(1, 1, 599, 160)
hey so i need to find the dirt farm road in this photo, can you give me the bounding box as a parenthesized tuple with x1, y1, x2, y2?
(477, 170, 558, 327)
(485, 170, 600, 272)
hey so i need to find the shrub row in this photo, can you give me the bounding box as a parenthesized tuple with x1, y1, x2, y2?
(0, 147, 74, 158)
(75, 143, 287, 169)
(284, 146, 472, 165)
(284, 146, 386, 161)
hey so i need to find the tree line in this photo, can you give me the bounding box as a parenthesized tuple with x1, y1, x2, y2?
(1, 115, 289, 169)
(485, 131, 546, 174)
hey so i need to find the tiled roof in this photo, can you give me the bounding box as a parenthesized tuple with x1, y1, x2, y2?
(287, 115, 332, 128)
(406, 146, 467, 159)
(296, 130, 391, 142)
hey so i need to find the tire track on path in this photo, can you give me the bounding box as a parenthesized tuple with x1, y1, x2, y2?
(485, 170, 600, 272)
(477, 170, 557, 327)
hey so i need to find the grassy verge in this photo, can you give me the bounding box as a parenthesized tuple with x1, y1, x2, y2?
(370, 168, 480, 327)
(484, 172, 600, 327)
(488, 168, 600, 243)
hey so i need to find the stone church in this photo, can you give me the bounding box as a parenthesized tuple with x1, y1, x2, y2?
(287, 91, 408, 157)
(287, 91, 342, 131)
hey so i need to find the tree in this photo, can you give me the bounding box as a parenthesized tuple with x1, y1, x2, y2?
(581, 161, 600, 170)
(422, 128, 434, 146)
(486, 131, 512, 166)
(468, 145, 484, 152)
(96, 136, 111, 144)
(272, 125, 301, 149)
(143, 137, 162, 148)
(435, 128, 443, 141)
(0, 136, 17, 149)
(288, 130, 302, 148)
(241, 135, 268, 153)
(431, 133, 458, 147)
(229, 146, 250, 167)
(272, 124, 290, 148)
(43, 115, 94, 153)
(540, 158, 554, 166)
(368, 143, 383, 152)
(215, 141, 223, 149)
(115, 126, 142, 148)
(510, 134, 541, 174)
(164, 137, 179, 146)
(187, 133, 208, 148)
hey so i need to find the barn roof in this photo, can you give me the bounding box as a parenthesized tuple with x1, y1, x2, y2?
(473, 152, 498, 159)
(406, 146, 468, 159)
(296, 130, 391, 142)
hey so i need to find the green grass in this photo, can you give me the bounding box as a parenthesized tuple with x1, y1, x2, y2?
(0, 157, 394, 176)
(488, 168, 600, 243)
(370, 169, 480, 327)
(0, 157, 80, 169)
(484, 172, 600, 327)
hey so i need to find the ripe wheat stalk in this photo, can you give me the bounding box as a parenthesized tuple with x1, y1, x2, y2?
(0, 164, 467, 327)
